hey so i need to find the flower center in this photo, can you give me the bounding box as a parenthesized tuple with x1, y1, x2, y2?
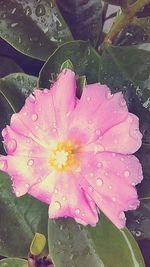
(49, 141, 77, 172)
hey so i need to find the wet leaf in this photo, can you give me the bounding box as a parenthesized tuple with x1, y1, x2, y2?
(0, 258, 27, 267)
(48, 214, 145, 267)
(0, 56, 23, 78)
(0, 171, 48, 258)
(0, 0, 73, 60)
(56, 0, 103, 47)
(39, 41, 100, 88)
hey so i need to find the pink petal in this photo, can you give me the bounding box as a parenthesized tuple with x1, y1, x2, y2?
(50, 69, 76, 135)
(78, 151, 142, 228)
(29, 172, 57, 204)
(10, 70, 76, 143)
(68, 87, 128, 144)
(0, 126, 51, 196)
(48, 173, 98, 226)
(95, 113, 142, 154)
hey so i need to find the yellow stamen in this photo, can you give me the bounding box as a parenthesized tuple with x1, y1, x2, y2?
(49, 141, 78, 172)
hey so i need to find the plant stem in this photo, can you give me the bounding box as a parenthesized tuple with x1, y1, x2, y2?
(101, 0, 150, 50)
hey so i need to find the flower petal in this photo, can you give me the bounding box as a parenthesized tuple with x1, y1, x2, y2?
(68, 87, 128, 144)
(48, 173, 98, 226)
(78, 151, 142, 228)
(95, 113, 142, 154)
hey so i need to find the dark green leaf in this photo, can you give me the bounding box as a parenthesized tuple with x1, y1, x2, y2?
(56, 0, 103, 47)
(39, 41, 100, 88)
(0, 56, 23, 78)
(0, 171, 48, 258)
(0, 73, 38, 153)
(0, 0, 73, 61)
(60, 59, 74, 71)
(0, 258, 27, 267)
(127, 199, 150, 240)
(48, 214, 145, 267)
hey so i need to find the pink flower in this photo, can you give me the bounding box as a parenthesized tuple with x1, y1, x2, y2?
(0, 69, 143, 228)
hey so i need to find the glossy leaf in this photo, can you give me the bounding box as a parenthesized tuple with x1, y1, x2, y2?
(0, 258, 27, 267)
(0, 171, 48, 258)
(0, 56, 23, 78)
(30, 233, 46, 256)
(48, 214, 145, 267)
(0, 73, 38, 153)
(56, 0, 103, 47)
(0, 0, 73, 61)
(39, 41, 100, 88)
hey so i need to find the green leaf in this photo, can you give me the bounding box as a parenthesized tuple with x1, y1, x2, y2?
(56, 0, 103, 47)
(0, 0, 73, 61)
(39, 41, 100, 88)
(0, 171, 48, 258)
(76, 75, 87, 98)
(0, 56, 23, 78)
(48, 214, 145, 267)
(30, 233, 46, 256)
(132, 17, 150, 38)
(0, 73, 38, 153)
(0, 258, 27, 267)
(60, 59, 74, 71)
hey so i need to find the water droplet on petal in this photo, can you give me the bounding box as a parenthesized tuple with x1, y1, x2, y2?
(43, 89, 49, 93)
(54, 201, 61, 210)
(54, 189, 58, 194)
(96, 129, 101, 136)
(25, 183, 30, 189)
(32, 113, 38, 121)
(109, 185, 112, 190)
(23, 112, 27, 116)
(90, 172, 94, 177)
(106, 91, 113, 99)
(75, 208, 80, 214)
(112, 197, 116, 202)
(96, 178, 103, 186)
(0, 159, 7, 170)
(112, 153, 116, 157)
(97, 162, 102, 168)
(62, 196, 66, 201)
(7, 139, 17, 153)
(119, 211, 125, 220)
(29, 94, 36, 103)
(87, 96, 91, 101)
(114, 139, 118, 144)
(2, 128, 7, 138)
(124, 170, 130, 177)
(27, 159, 34, 166)
(120, 98, 126, 107)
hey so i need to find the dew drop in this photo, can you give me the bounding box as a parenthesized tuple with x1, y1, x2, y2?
(0, 159, 7, 170)
(32, 113, 38, 121)
(62, 196, 66, 201)
(120, 98, 126, 107)
(44, 27, 49, 34)
(109, 185, 112, 190)
(124, 170, 130, 177)
(25, 183, 30, 189)
(54, 201, 61, 210)
(11, 7, 16, 14)
(119, 211, 125, 220)
(7, 139, 17, 153)
(96, 129, 101, 136)
(27, 159, 34, 166)
(96, 178, 103, 186)
(97, 162, 102, 168)
(90, 172, 94, 177)
(54, 189, 58, 194)
(114, 139, 118, 144)
(35, 4, 46, 16)
(29, 94, 36, 103)
(87, 96, 91, 101)
(23, 112, 27, 116)
(75, 208, 80, 214)
(112, 197, 116, 202)
(2, 128, 7, 138)
(106, 91, 113, 99)
(43, 89, 49, 93)
(112, 152, 116, 157)
(10, 22, 18, 28)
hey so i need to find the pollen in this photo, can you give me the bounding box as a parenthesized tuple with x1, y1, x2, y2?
(49, 141, 78, 172)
